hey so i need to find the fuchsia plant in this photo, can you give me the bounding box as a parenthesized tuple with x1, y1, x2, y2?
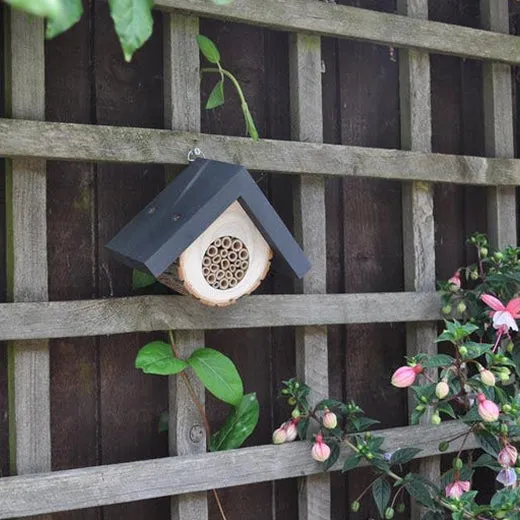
(274, 234, 520, 519)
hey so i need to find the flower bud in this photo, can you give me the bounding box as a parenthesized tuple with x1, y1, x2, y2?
(323, 409, 338, 429)
(431, 413, 441, 425)
(480, 247, 488, 258)
(480, 369, 496, 387)
(503, 404, 512, 413)
(384, 507, 395, 519)
(272, 426, 287, 444)
(351, 501, 360, 512)
(507, 341, 515, 353)
(285, 421, 298, 442)
(448, 271, 461, 291)
(458, 346, 468, 357)
(470, 270, 479, 280)
(439, 441, 450, 452)
(453, 457, 463, 470)
(391, 365, 423, 388)
(477, 393, 500, 422)
(499, 368, 511, 382)
(498, 444, 518, 467)
(457, 302, 467, 313)
(442, 304, 452, 315)
(436, 381, 450, 399)
(311, 433, 331, 463)
(288, 397, 296, 405)
(495, 252, 504, 261)
(292, 408, 301, 419)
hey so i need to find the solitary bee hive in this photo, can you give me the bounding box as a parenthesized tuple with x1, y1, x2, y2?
(106, 159, 310, 306)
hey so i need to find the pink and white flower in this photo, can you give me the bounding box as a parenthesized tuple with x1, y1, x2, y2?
(498, 444, 518, 467)
(448, 271, 461, 289)
(391, 365, 423, 388)
(311, 433, 331, 462)
(477, 393, 500, 422)
(497, 468, 517, 487)
(445, 479, 471, 499)
(480, 294, 520, 332)
(322, 409, 338, 429)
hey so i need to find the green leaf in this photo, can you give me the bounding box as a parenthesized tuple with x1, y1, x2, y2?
(206, 80, 225, 109)
(45, 0, 83, 38)
(188, 348, 243, 406)
(210, 393, 259, 451)
(422, 354, 455, 368)
(196, 34, 221, 64)
(405, 477, 435, 509)
(391, 447, 422, 465)
(132, 269, 156, 290)
(372, 478, 391, 519)
(342, 454, 361, 473)
(297, 416, 310, 440)
(135, 341, 188, 375)
(5, 0, 61, 18)
(109, 0, 154, 62)
(323, 442, 340, 471)
(473, 453, 500, 470)
(474, 429, 501, 457)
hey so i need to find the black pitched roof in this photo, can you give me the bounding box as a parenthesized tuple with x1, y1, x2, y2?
(106, 159, 311, 278)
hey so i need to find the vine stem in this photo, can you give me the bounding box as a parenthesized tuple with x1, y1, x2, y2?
(201, 67, 247, 107)
(167, 331, 228, 520)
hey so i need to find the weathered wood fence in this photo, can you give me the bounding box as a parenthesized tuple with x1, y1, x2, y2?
(0, 0, 519, 518)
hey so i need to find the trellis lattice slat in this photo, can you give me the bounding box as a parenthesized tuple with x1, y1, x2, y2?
(0, 421, 478, 519)
(155, 0, 520, 64)
(164, 12, 208, 520)
(0, 292, 441, 340)
(5, 11, 52, 489)
(398, 0, 439, 517)
(3, 119, 520, 185)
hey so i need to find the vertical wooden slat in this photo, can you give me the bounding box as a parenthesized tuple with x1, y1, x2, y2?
(290, 31, 329, 520)
(398, 1, 439, 518)
(481, 0, 516, 249)
(164, 13, 208, 520)
(4, 9, 51, 489)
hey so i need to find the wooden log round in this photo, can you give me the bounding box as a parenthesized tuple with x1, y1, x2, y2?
(159, 201, 272, 306)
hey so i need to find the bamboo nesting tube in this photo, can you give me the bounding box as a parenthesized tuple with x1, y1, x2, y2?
(159, 202, 272, 306)
(201, 234, 250, 290)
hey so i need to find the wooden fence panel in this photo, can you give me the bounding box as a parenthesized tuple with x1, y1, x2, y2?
(4, 14, 52, 516)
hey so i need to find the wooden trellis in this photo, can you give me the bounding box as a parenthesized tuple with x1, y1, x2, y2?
(0, 0, 518, 519)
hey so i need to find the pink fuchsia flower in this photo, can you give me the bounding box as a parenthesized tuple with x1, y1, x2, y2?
(322, 409, 338, 429)
(391, 365, 423, 388)
(497, 468, 517, 487)
(272, 426, 286, 444)
(448, 271, 461, 290)
(480, 294, 520, 332)
(445, 479, 471, 499)
(284, 420, 298, 442)
(498, 444, 518, 467)
(311, 433, 331, 462)
(477, 393, 500, 422)
(479, 369, 496, 387)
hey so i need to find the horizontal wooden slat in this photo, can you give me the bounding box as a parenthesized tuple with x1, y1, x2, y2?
(0, 292, 440, 340)
(2, 119, 520, 185)
(155, 0, 520, 64)
(0, 421, 477, 518)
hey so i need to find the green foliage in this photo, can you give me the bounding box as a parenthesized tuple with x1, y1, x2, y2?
(135, 341, 188, 375)
(372, 478, 391, 519)
(390, 447, 422, 465)
(132, 269, 156, 290)
(210, 393, 259, 451)
(196, 35, 221, 64)
(108, 0, 154, 62)
(187, 347, 243, 406)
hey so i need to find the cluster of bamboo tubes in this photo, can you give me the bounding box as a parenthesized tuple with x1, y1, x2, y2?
(202, 236, 250, 290)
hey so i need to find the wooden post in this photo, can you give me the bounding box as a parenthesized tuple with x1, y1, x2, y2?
(163, 13, 208, 520)
(4, 8, 51, 498)
(398, 0, 439, 517)
(481, 0, 516, 249)
(290, 32, 329, 520)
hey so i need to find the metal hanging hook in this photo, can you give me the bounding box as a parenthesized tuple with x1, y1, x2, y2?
(187, 147, 205, 162)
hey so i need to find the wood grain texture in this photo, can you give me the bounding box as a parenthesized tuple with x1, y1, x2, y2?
(4, 9, 51, 489)
(154, 0, 520, 64)
(398, 1, 439, 517)
(482, 0, 516, 249)
(164, 12, 208, 520)
(0, 420, 480, 518)
(4, 118, 520, 185)
(290, 31, 329, 520)
(45, 6, 100, 520)
(0, 292, 440, 340)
